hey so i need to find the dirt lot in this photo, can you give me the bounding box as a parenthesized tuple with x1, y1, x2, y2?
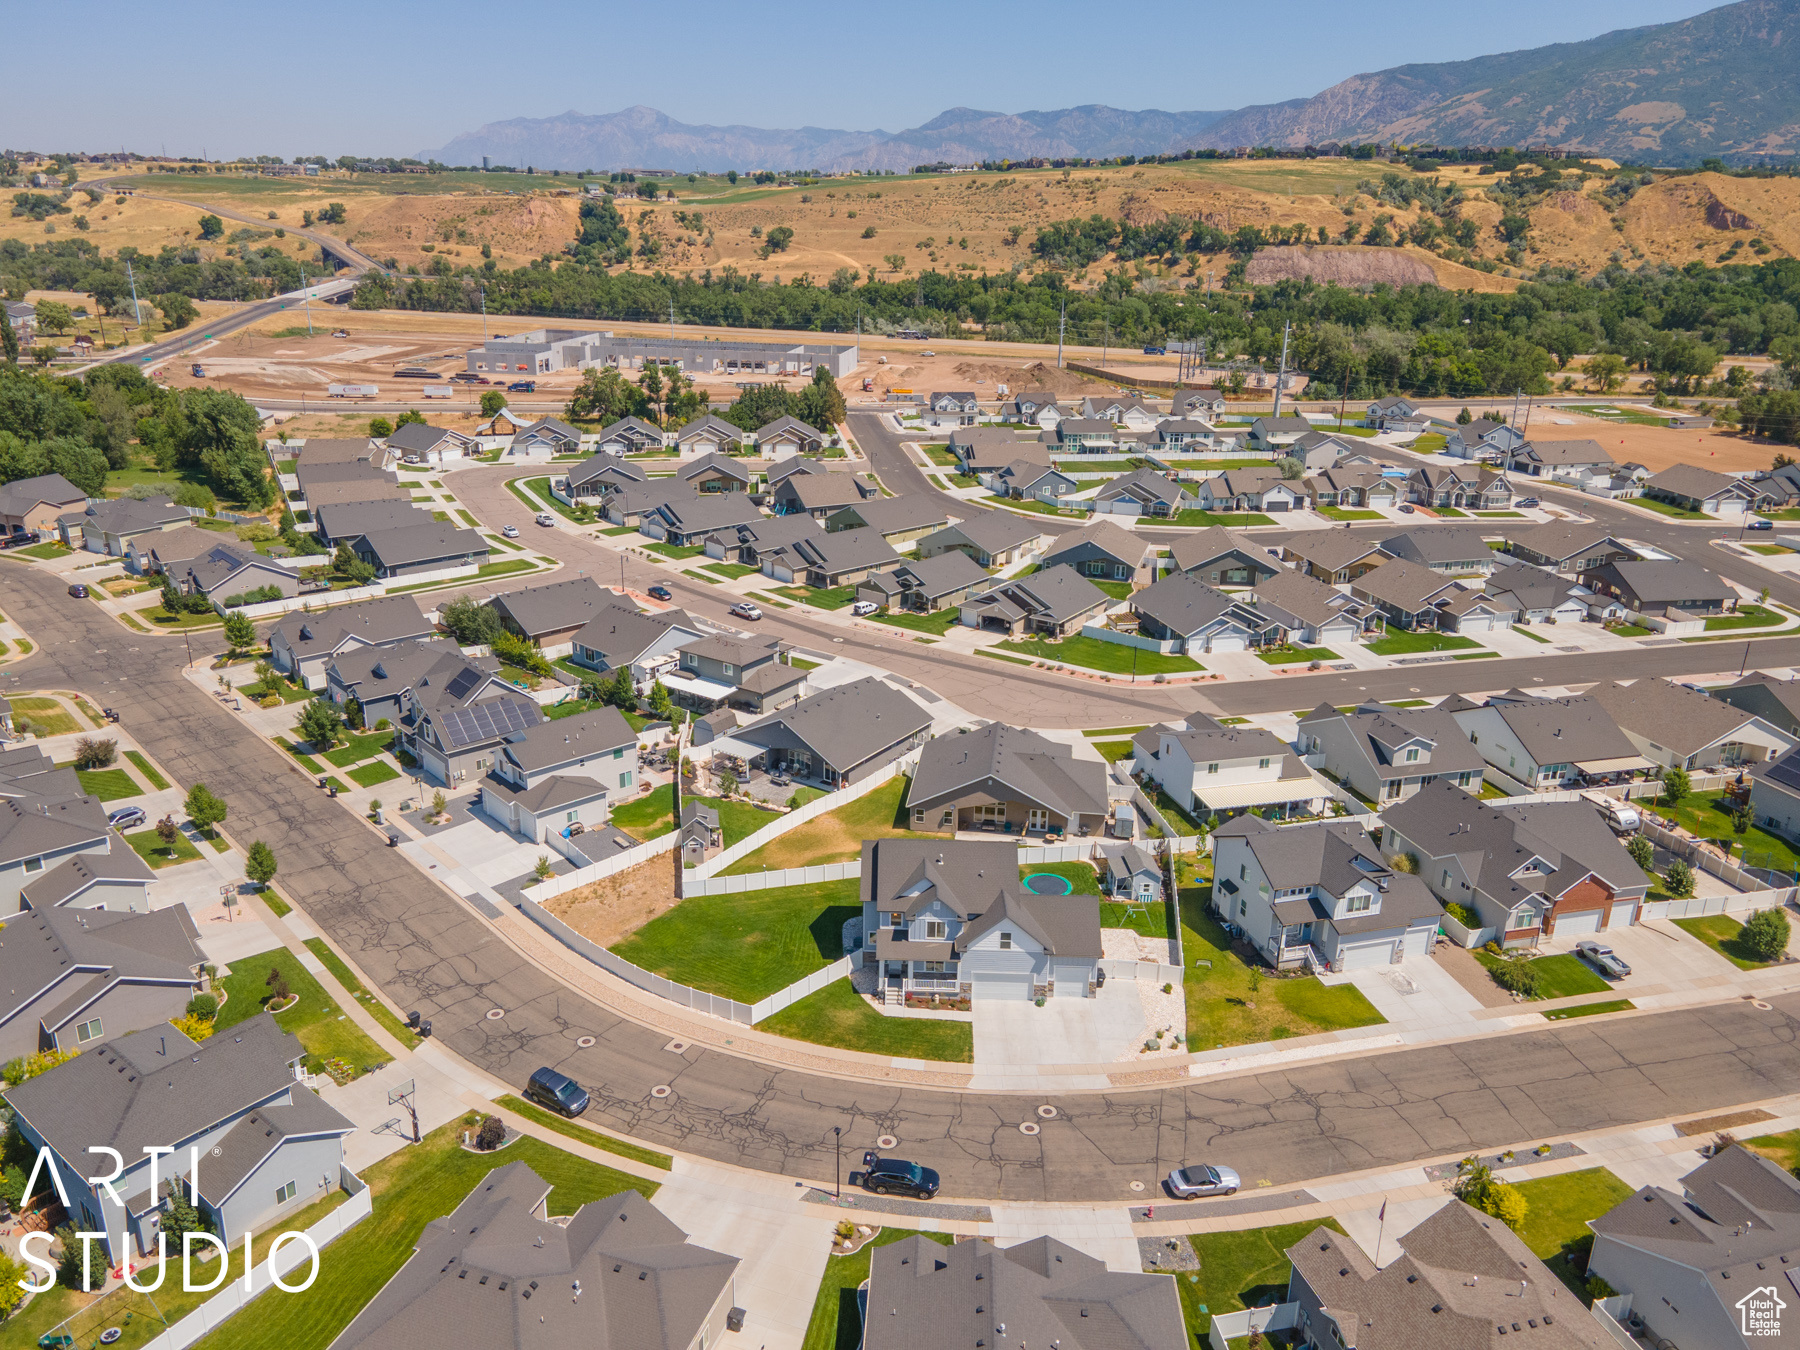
(1421, 403, 1782, 475)
(543, 856, 680, 948)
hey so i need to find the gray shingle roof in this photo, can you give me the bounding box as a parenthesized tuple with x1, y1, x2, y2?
(385, 423, 468, 455)
(314, 500, 431, 544)
(967, 564, 1111, 626)
(1483, 561, 1584, 611)
(919, 511, 1041, 557)
(1504, 521, 1635, 564)
(1130, 572, 1274, 639)
(737, 676, 928, 772)
(0, 906, 199, 1028)
(1042, 520, 1149, 571)
(1299, 702, 1486, 782)
(676, 451, 750, 485)
(794, 525, 902, 574)
(1283, 533, 1389, 573)
(357, 521, 487, 569)
(490, 578, 620, 640)
(501, 706, 636, 775)
(271, 596, 432, 663)
(1513, 437, 1614, 467)
(569, 604, 698, 667)
(1167, 526, 1269, 574)
(18, 842, 157, 910)
(1481, 693, 1639, 767)
(1095, 467, 1187, 506)
(1352, 558, 1465, 612)
(825, 494, 949, 535)
(196, 1085, 355, 1208)
(1249, 568, 1366, 629)
(889, 549, 989, 598)
(1590, 559, 1732, 606)
(1587, 678, 1764, 758)
(0, 472, 84, 516)
(909, 723, 1108, 821)
(1378, 526, 1493, 567)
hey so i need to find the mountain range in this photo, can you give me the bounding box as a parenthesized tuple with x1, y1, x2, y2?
(428, 0, 1800, 171)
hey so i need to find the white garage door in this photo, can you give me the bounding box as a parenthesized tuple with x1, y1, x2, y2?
(1052, 965, 1090, 997)
(1457, 614, 1495, 633)
(1403, 925, 1433, 957)
(1557, 909, 1605, 936)
(1337, 940, 1396, 970)
(1205, 634, 1247, 654)
(972, 972, 1034, 1001)
(1610, 900, 1638, 929)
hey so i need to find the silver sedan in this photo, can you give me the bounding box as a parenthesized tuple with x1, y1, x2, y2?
(1166, 1164, 1241, 1198)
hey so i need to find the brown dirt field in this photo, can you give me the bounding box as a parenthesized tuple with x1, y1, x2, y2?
(1423, 403, 1782, 475)
(543, 857, 679, 948)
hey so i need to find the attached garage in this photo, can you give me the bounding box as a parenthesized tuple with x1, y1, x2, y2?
(1609, 900, 1638, 929)
(1554, 908, 1605, 936)
(1335, 939, 1398, 970)
(1402, 925, 1434, 958)
(1051, 964, 1092, 997)
(1453, 612, 1502, 634)
(1202, 633, 1247, 654)
(971, 972, 1034, 1001)
(1265, 498, 1290, 512)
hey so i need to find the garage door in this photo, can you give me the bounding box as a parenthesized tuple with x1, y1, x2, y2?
(1337, 941, 1397, 970)
(972, 973, 1034, 1001)
(1403, 925, 1433, 957)
(1052, 965, 1090, 997)
(1458, 615, 1495, 633)
(1205, 634, 1247, 654)
(1266, 499, 1290, 512)
(1556, 909, 1605, 936)
(1609, 900, 1638, 929)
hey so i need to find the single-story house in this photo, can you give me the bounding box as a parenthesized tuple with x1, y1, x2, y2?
(855, 550, 991, 613)
(1092, 468, 1194, 517)
(1504, 521, 1639, 574)
(310, 499, 428, 548)
(672, 413, 742, 457)
(905, 722, 1109, 836)
(707, 513, 823, 581)
(1131, 572, 1283, 654)
(60, 495, 190, 555)
(1193, 468, 1305, 513)
(594, 416, 665, 455)
(1349, 558, 1472, 630)
(1282, 534, 1389, 585)
(566, 603, 704, 686)
(268, 595, 434, 688)
(916, 512, 1044, 569)
(1505, 437, 1615, 481)
(562, 454, 647, 505)
(1168, 526, 1280, 587)
(1040, 519, 1152, 585)
(1248, 416, 1313, 451)
(1711, 671, 1800, 740)
(1081, 395, 1158, 429)
(186, 542, 303, 607)
(1582, 559, 1735, 619)
(1482, 561, 1593, 624)
(1588, 678, 1799, 771)
(1377, 525, 1496, 575)
(1449, 691, 1650, 789)
(768, 468, 873, 518)
(644, 493, 764, 547)
(384, 422, 474, 466)
(792, 526, 902, 588)
(489, 577, 628, 656)
(824, 493, 950, 546)
(1641, 462, 1760, 516)
(1303, 467, 1402, 510)
(349, 522, 488, 579)
(988, 458, 1080, 504)
(0, 472, 86, 539)
(947, 427, 1049, 474)
(959, 564, 1112, 636)
(719, 675, 930, 788)
(508, 416, 583, 458)
(676, 451, 751, 494)
(754, 414, 830, 458)
(1248, 568, 1378, 647)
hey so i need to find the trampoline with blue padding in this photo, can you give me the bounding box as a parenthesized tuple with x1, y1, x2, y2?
(1022, 872, 1073, 895)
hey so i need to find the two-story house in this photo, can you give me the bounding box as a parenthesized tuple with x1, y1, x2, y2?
(268, 595, 435, 689)
(1248, 569, 1380, 648)
(477, 705, 638, 842)
(1297, 701, 1486, 804)
(0, 765, 118, 917)
(404, 663, 545, 786)
(860, 839, 1102, 1001)
(566, 603, 703, 688)
(1132, 715, 1332, 823)
(1212, 815, 1443, 971)
(1130, 573, 1284, 654)
(5, 1014, 355, 1263)
(905, 722, 1109, 837)
(1361, 395, 1428, 433)
(1380, 778, 1651, 945)
(664, 634, 786, 712)
(1448, 691, 1650, 790)
(324, 639, 494, 734)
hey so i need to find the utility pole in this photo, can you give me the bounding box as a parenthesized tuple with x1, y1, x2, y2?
(1057, 299, 1066, 370)
(1271, 321, 1292, 419)
(668, 300, 675, 339)
(124, 260, 143, 328)
(480, 287, 488, 343)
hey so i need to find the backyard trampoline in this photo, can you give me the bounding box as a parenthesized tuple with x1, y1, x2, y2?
(1022, 873, 1073, 895)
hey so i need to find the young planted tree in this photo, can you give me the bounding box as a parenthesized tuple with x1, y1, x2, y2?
(245, 840, 278, 887)
(72, 736, 117, 769)
(1664, 858, 1695, 899)
(1741, 906, 1791, 962)
(1626, 835, 1655, 872)
(155, 814, 180, 852)
(1660, 766, 1690, 809)
(185, 783, 228, 837)
(222, 610, 256, 651)
(297, 698, 344, 752)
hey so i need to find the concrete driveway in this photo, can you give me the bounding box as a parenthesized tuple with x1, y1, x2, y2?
(1540, 919, 1751, 989)
(1325, 951, 1496, 1041)
(401, 814, 545, 888)
(971, 982, 1146, 1076)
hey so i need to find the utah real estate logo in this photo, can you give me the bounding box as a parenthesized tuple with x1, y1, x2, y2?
(1739, 1285, 1788, 1338)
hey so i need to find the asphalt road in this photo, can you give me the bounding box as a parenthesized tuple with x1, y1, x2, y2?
(9, 562, 1800, 1201)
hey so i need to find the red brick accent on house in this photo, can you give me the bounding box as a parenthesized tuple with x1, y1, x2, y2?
(1542, 875, 1617, 937)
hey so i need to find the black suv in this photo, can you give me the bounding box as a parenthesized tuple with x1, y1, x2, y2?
(525, 1066, 591, 1118)
(848, 1151, 940, 1199)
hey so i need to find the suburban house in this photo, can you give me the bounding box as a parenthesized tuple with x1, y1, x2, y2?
(1168, 527, 1280, 587)
(5, 1014, 354, 1262)
(559, 454, 648, 505)
(1350, 558, 1474, 630)
(1286, 1203, 1606, 1350)
(289, 456, 404, 510)
(769, 468, 873, 518)
(665, 634, 786, 712)
(1378, 525, 1498, 575)
(1712, 671, 1800, 739)
(861, 1232, 1181, 1350)
(676, 451, 751, 494)
(856, 550, 991, 614)
(402, 661, 546, 786)
(489, 577, 632, 658)
(384, 422, 474, 466)
(508, 415, 583, 458)
(602, 483, 691, 529)
(1298, 701, 1486, 804)
(1588, 678, 1799, 771)
(594, 416, 665, 454)
(672, 413, 743, 457)
(1131, 573, 1283, 654)
(268, 595, 433, 688)
(1406, 462, 1514, 509)
(126, 523, 224, 578)
(988, 458, 1080, 504)
(1081, 395, 1159, 428)
(0, 762, 124, 917)
(754, 414, 830, 458)
(1281, 430, 1364, 473)
(1361, 395, 1428, 432)
(1248, 569, 1378, 647)
(326, 1161, 739, 1350)
(1192, 468, 1306, 513)
(1505, 437, 1616, 481)
(1483, 561, 1595, 624)
(309, 500, 428, 548)
(824, 493, 950, 546)
(1213, 816, 1443, 970)
(1150, 418, 1225, 453)
(1248, 416, 1313, 451)
(1282, 533, 1388, 584)
(1134, 714, 1333, 822)
(1749, 747, 1800, 846)
(1444, 418, 1525, 460)
(478, 705, 638, 843)
(0, 907, 201, 1061)
(1642, 462, 1760, 516)
(1590, 1147, 1800, 1350)
(286, 435, 390, 470)
(1303, 466, 1402, 510)
(860, 839, 1103, 1002)
(792, 526, 903, 588)
(958, 565, 1112, 636)
(1173, 388, 1229, 419)
(999, 391, 1064, 426)
(566, 603, 703, 686)
(1041, 520, 1153, 585)
(916, 512, 1045, 569)
(60, 495, 190, 555)
(925, 390, 981, 425)
(1092, 467, 1195, 517)
(183, 542, 302, 606)
(711, 676, 930, 788)
(0, 472, 86, 539)
(1583, 559, 1736, 621)
(643, 493, 763, 547)
(1449, 691, 1650, 789)
(14, 813, 156, 915)
(1381, 779, 1651, 944)
(706, 513, 823, 580)
(1504, 521, 1639, 574)
(1042, 417, 1119, 454)
(906, 722, 1109, 836)
(347, 521, 488, 579)
(948, 427, 1050, 474)
(325, 639, 495, 732)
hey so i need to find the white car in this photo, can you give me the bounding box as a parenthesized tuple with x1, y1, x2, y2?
(501, 524, 520, 538)
(850, 601, 879, 616)
(534, 513, 555, 527)
(1165, 1164, 1241, 1198)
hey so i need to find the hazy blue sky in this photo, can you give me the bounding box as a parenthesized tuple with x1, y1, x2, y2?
(12, 0, 1715, 160)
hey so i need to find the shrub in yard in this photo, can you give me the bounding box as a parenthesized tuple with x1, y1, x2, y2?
(1663, 858, 1695, 899)
(1626, 835, 1654, 871)
(1742, 906, 1791, 961)
(475, 1115, 506, 1151)
(186, 994, 219, 1020)
(72, 736, 117, 768)
(1489, 954, 1541, 997)
(1586, 1273, 1617, 1301)
(265, 967, 292, 1005)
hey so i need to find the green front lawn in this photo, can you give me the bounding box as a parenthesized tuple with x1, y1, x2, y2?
(983, 492, 1090, 518)
(124, 825, 202, 868)
(1148, 784, 1208, 835)
(722, 776, 935, 873)
(505, 474, 583, 522)
(609, 879, 861, 1003)
(996, 634, 1202, 675)
(1705, 604, 1787, 632)
(1019, 860, 1102, 895)
(10, 696, 80, 736)
(1747, 543, 1794, 555)
(216, 946, 391, 1080)
(11, 540, 71, 559)
(775, 584, 859, 609)
(1166, 510, 1276, 528)
(75, 766, 142, 801)
(1674, 914, 1784, 970)
(1512, 1168, 1638, 1295)
(1475, 510, 1526, 517)
(1093, 739, 1137, 761)
(321, 731, 395, 767)
(124, 749, 171, 790)
(1473, 951, 1612, 1000)
(1256, 646, 1340, 664)
(921, 444, 960, 466)
(1633, 496, 1710, 520)
(1176, 861, 1385, 1048)
(701, 561, 760, 579)
(1182, 1221, 1348, 1339)
(347, 759, 401, 789)
(1747, 1129, 1800, 1173)
(301, 938, 421, 1049)
(802, 1229, 955, 1350)
(645, 540, 706, 560)
(685, 793, 782, 847)
(758, 978, 973, 1061)
(1365, 630, 1481, 655)
(611, 783, 675, 841)
(1653, 790, 1800, 870)
(191, 1121, 654, 1350)
(1433, 507, 1468, 517)
(494, 1094, 673, 1171)
(870, 607, 962, 634)
(1316, 506, 1382, 521)
(1513, 624, 1552, 643)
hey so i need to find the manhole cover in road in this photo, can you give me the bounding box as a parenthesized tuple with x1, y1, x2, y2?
(1019, 1122, 1041, 1136)
(663, 1038, 690, 1054)
(485, 1008, 505, 1020)
(1129, 1180, 1146, 1192)
(1754, 1000, 1774, 1010)
(651, 1085, 672, 1099)
(1037, 1105, 1058, 1119)
(576, 1036, 596, 1048)
(877, 1134, 898, 1150)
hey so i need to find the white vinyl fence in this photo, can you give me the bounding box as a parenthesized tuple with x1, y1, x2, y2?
(1640, 818, 1790, 893)
(1100, 958, 1181, 985)
(688, 754, 918, 879)
(221, 562, 482, 620)
(687, 861, 861, 897)
(1644, 888, 1796, 921)
(1208, 1303, 1300, 1350)
(525, 831, 677, 901)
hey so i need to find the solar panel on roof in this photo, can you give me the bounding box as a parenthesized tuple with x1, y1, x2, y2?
(444, 667, 483, 701)
(1765, 753, 1800, 793)
(440, 698, 538, 747)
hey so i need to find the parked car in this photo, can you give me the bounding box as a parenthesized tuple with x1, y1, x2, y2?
(107, 806, 147, 830)
(534, 513, 555, 527)
(1165, 1163, 1241, 1198)
(501, 524, 520, 538)
(920, 350, 936, 357)
(450, 372, 489, 385)
(1514, 497, 1540, 509)
(648, 585, 673, 601)
(507, 380, 537, 393)
(729, 602, 763, 621)
(1397, 503, 1415, 514)
(330, 329, 350, 339)
(1748, 517, 1774, 531)
(67, 583, 88, 598)
(1575, 941, 1631, 980)
(848, 1152, 939, 1199)
(0, 531, 40, 549)
(1143, 345, 1167, 355)
(850, 600, 879, 616)
(524, 1066, 591, 1118)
